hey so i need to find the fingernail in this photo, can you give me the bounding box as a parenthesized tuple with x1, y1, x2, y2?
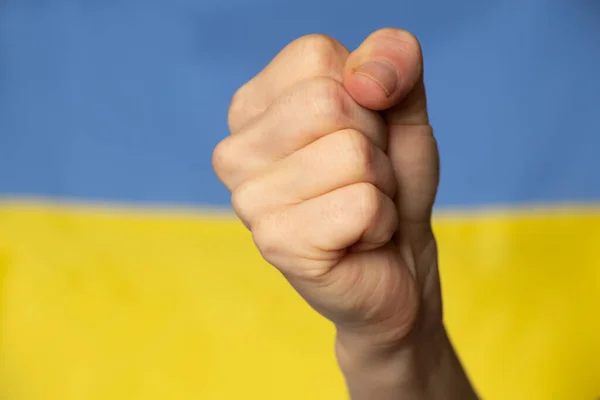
(355, 60, 398, 97)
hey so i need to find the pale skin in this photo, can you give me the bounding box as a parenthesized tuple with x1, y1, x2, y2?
(213, 28, 479, 399)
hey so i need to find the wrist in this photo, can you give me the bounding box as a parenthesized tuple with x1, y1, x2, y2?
(335, 325, 478, 399)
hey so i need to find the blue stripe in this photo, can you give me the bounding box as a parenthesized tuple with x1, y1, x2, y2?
(1, 0, 599, 207)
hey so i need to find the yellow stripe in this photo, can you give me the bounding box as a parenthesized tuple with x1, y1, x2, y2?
(0, 201, 599, 400)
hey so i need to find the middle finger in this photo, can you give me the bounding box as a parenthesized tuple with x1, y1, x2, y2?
(214, 77, 387, 190)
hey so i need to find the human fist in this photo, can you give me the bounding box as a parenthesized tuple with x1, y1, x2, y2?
(214, 28, 440, 344)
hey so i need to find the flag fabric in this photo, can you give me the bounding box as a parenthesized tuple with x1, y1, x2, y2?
(1, 1, 599, 399)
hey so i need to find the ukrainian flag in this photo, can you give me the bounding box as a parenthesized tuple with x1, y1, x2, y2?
(1, 1, 599, 399)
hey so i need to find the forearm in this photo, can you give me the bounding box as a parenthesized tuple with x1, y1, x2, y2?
(335, 327, 478, 399)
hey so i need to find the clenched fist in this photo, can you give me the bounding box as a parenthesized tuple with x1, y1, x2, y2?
(213, 28, 477, 399)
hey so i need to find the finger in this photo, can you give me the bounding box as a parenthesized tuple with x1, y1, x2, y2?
(228, 34, 350, 133)
(342, 28, 428, 124)
(214, 77, 387, 190)
(251, 183, 398, 278)
(231, 129, 396, 227)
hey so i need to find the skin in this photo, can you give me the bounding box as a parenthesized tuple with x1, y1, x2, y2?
(213, 28, 479, 399)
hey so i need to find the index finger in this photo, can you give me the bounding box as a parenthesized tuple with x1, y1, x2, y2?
(228, 34, 350, 133)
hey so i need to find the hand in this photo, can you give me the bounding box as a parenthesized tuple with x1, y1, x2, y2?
(213, 28, 477, 399)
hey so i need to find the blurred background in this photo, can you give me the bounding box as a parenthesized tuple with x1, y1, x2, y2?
(1, 0, 599, 399)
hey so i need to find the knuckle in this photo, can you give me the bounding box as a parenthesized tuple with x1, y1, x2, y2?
(402, 33, 423, 65)
(212, 138, 234, 181)
(376, 29, 423, 63)
(353, 182, 384, 224)
(338, 129, 374, 176)
(231, 180, 257, 225)
(378, 28, 421, 49)
(251, 214, 282, 261)
(227, 86, 248, 131)
(399, 30, 422, 52)
(296, 34, 344, 76)
(307, 77, 350, 123)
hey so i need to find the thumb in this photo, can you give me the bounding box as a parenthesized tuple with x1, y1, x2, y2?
(342, 28, 427, 122)
(343, 28, 438, 248)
